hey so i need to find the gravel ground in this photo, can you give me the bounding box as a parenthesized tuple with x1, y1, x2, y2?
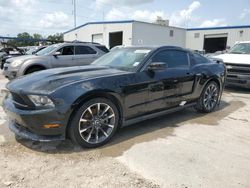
(0, 74, 249, 188)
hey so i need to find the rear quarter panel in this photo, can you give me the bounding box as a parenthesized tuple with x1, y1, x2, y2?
(190, 62, 226, 99)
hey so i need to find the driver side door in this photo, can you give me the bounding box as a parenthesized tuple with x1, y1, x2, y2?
(51, 45, 75, 68)
(145, 49, 195, 112)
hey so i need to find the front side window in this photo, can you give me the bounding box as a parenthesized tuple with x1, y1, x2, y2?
(151, 50, 189, 68)
(75, 46, 96, 55)
(58, 46, 74, 55)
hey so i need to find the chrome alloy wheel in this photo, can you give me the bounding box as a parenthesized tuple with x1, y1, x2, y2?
(78, 103, 115, 144)
(203, 83, 219, 111)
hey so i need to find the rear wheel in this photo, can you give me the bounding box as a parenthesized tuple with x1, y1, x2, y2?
(68, 98, 119, 148)
(195, 81, 220, 113)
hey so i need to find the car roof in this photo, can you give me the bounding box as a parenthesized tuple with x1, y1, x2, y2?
(114, 45, 188, 52)
(64, 41, 104, 46)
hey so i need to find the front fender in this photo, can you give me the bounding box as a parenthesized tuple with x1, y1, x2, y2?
(17, 59, 51, 76)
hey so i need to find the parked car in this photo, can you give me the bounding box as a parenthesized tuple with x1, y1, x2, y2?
(1, 46, 47, 69)
(214, 41, 250, 88)
(0, 46, 24, 60)
(0, 45, 27, 69)
(2, 46, 226, 148)
(3, 42, 109, 79)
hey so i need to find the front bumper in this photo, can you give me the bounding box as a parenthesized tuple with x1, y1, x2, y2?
(3, 64, 18, 79)
(226, 73, 250, 89)
(2, 97, 67, 141)
(9, 121, 64, 141)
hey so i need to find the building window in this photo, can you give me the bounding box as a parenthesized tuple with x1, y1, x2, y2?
(194, 33, 200, 38)
(170, 30, 174, 37)
(239, 30, 244, 37)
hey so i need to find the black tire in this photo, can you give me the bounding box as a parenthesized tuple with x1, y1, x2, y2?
(25, 67, 45, 75)
(195, 81, 220, 113)
(68, 98, 120, 148)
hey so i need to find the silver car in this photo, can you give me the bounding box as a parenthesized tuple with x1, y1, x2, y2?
(3, 42, 109, 79)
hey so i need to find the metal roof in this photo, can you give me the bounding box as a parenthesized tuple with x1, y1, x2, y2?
(187, 25, 250, 31)
(63, 20, 134, 34)
(63, 19, 250, 34)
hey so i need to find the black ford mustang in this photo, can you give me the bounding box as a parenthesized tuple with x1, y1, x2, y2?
(2, 46, 226, 148)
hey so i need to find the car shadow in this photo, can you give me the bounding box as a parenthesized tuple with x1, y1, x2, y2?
(16, 99, 244, 157)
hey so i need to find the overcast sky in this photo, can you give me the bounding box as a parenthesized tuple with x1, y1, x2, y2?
(0, 0, 250, 37)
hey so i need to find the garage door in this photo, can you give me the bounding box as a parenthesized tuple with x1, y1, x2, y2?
(92, 34, 103, 44)
(203, 33, 228, 53)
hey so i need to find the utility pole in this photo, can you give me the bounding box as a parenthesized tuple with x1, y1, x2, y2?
(73, 0, 76, 28)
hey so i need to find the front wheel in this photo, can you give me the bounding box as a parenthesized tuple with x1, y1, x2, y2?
(68, 98, 120, 148)
(195, 81, 220, 113)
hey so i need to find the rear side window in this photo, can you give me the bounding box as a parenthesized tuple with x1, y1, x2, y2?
(75, 46, 96, 55)
(151, 50, 189, 68)
(193, 53, 210, 64)
(95, 45, 109, 53)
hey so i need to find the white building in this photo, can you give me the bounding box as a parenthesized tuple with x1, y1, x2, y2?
(186, 25, 250, 53)
(63, 20, 250, 52)
(63, 20, 186, 49)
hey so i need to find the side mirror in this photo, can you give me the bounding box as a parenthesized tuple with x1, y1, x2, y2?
(148, 62, 166, 72)
(53, 51, 61, 57)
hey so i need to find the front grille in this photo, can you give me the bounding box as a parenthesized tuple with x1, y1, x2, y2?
(225, 63, 250, 75)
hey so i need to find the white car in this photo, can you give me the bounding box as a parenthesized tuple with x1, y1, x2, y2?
(215, 41, 250, 89)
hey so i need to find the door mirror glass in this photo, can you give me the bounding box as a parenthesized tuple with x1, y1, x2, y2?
(148, 62, 166, 71)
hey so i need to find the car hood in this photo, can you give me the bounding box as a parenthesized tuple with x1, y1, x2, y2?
(6, 65, 130, 94)
(214, 53, 250, 65)
(6, 55, 45, 63)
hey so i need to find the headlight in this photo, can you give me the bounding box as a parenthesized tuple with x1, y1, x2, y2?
(28, 95, 54, 108)
(11, 60, 23, 67)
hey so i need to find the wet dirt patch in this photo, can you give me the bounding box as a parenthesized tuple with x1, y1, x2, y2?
(185, 100, 245, 126)
(5, 98, 243, 158)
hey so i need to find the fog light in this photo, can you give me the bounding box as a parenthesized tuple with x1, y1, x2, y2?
(43, 124, 61, 128)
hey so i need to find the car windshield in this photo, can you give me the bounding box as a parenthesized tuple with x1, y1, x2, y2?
(36, 44, 60, 55)
(25, 47, 37, 55)
(229, 43, 250, 54)
(92, 48, 152, 71)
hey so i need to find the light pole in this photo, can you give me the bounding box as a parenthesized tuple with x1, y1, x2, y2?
(73, 0, 76, 28)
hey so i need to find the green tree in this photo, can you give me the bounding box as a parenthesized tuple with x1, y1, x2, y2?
(6, 32, 63, 47)
(47, 33, 63, 43)
(16, 32, 34, 46)
(33, 33, 43, 45)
